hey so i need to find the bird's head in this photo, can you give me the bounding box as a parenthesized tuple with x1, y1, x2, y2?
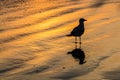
(79, 18, 87, 23)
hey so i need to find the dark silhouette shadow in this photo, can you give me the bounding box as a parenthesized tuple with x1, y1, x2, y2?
(67, 18, 87, 65)
(67, 18, 87, 44)
(67, 43, 86, 65)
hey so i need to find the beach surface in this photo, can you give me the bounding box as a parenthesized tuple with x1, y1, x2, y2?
(0, 0, 120, 80)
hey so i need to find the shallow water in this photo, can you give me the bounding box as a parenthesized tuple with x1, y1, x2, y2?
(0, 0, 120, 80)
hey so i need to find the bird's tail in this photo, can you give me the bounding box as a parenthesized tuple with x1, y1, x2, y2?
(66, 34, 72, 37)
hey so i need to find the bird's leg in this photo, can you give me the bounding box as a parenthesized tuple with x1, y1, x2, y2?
(79, 37, 82, 44)
(75, 42, 77, 48)
(79, 37, 82, 48)
(75, 37, 78, 48)
(75, 37, 77, 44)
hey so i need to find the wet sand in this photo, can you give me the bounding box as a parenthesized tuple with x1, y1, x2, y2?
(0, 0, 120, 80)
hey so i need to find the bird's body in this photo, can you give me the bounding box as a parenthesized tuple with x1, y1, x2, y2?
(67, 18, 87, 44)
(70, 23, 84, 36)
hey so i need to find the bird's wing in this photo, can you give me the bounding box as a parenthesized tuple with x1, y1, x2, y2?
(71, 27, 79, 34)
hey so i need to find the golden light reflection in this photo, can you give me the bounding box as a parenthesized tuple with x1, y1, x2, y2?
(0, 0, 120, 80)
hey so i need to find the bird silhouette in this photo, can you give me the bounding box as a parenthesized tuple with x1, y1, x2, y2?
(67, 18, 87, 44)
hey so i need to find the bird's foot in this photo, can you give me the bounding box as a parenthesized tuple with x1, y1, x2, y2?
(79, 42, 82, 44)
(75, 42, 77, 44)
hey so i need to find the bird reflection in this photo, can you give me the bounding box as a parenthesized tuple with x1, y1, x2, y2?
(67, 44, 86, 65)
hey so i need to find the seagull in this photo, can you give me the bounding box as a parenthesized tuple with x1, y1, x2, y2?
(67, 18, 87, 44)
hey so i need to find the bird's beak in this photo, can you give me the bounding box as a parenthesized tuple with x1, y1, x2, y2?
(84, 19, 87, 21)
